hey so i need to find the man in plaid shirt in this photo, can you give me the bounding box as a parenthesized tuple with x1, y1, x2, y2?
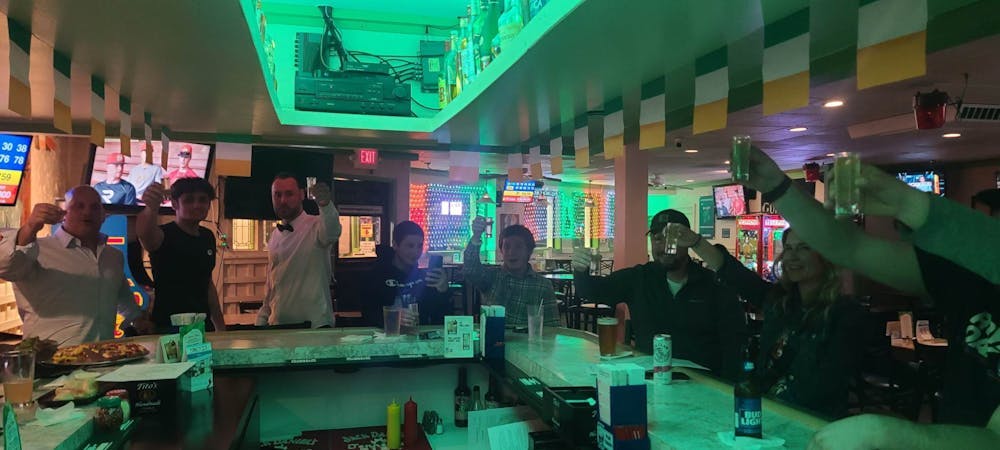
(463, 218, 559, 327)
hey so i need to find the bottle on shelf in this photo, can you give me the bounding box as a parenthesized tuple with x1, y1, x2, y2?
(497, 0, 524, 53)
(734, 335, 762, 438)
(484, 375, 500, 409)
(447, 31, 462, 100)
(438, 39, 453, 108)
(480, 1, 501, 70)
(471, 0, 488, 76)
(471, 385, 484, 412)
(454, 367, 471, 427)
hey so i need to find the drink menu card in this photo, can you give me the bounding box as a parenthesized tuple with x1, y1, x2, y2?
(443, 315, 474, 358)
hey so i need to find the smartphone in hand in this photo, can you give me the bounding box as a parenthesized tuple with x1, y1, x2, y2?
(429, 254, 444, 269)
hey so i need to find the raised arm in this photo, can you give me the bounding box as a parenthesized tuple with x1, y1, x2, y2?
(311, 182, 342, 247)
(744, 148, 926, 296)
(676, 224, 771, 309)
(909, 193, 1000, 284)
(136, 182, 166, 252)
(571, 247, 635, 304)
(809, 406, 1000, 450)
(0, 204, 64, 281)
(463, 217, 495, 292)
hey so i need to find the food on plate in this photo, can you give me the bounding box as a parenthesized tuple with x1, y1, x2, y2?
(51, 342, 149, 365)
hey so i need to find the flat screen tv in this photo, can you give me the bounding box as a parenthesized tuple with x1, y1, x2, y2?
(896, 170, 944, 196)
(0, 133, 32, 206)
(713, 184, 747, 219)
(502, 180, 536, 203)
(86, 139, 214, 213)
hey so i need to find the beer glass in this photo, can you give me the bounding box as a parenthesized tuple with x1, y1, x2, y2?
(597, 317, 619, 356)
(833, 152, 861, 218)
(731, 136, 752, 182)
(2, 349, 36, 423)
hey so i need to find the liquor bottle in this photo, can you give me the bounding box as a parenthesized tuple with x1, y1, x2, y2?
(454, 367, 471, 427)
(471, 1, 487, 76)
(484, 375, 500, 409)
(471, 385, 484, 412)
(480, 1, 501, 69)
(438, 40, 452, 108)
(497, 0, 524, 53)
(734, 335, 762, 438)
(444, 32, 459, 102)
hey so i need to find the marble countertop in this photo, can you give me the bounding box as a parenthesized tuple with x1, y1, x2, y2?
(19, 326, 827, 450)
(504, 327, 827, 449)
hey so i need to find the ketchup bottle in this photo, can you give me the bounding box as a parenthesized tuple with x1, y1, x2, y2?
(404, 396, 419, 446)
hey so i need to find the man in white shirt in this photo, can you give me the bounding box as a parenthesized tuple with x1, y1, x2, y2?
(256, 173, 341, 328)
(0, 186, 153, 345)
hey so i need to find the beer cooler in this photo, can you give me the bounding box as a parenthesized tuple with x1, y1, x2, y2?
(735, 214, 788, 283)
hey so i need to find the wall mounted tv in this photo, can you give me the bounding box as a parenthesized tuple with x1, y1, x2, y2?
(713, 183, 747, 219)
(86, 139, 214, 213)
(896, 170, 944, 196)
(0, 133, 32, 207)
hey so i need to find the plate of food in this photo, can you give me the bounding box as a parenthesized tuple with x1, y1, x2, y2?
(42, 342, 150, 368)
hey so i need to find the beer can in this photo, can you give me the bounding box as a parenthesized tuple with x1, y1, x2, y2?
(653, 334, 672, 384)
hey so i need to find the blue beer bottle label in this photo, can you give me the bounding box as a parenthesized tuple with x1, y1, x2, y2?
(734, 397, 762, 436)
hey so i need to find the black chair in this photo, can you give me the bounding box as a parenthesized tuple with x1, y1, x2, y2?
(599, 260, 614, 276)
(563, 295, 613, 333)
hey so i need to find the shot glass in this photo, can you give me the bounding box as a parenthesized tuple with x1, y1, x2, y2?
(833, 151, 861, 218)
(662, 223, 681, 255)
(731, 135, 752, 182)
(306, 177, 317, 200)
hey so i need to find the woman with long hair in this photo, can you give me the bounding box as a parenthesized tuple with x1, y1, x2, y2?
(676, 225, 866, 418)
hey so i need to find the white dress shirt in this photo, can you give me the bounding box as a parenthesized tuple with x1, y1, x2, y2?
(256, 203, 341, 328)
(0, 227, 141, 346)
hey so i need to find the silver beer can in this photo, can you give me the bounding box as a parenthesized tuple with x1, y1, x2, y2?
(653, 334, 673, 384)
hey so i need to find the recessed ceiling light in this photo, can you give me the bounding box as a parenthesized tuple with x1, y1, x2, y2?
(724, 160, 730, 164)
(825, 153, 836, 157)
(789, 127, 808, 132)
(685, 179, 695, 183)
(684, 149, 699, 153)
(942, 133, 961, 138)
(714, 169, 729, 174)
(823, 100, 844, 108)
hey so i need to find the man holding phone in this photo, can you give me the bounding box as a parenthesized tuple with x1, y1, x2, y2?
(360, 221, 451, 327)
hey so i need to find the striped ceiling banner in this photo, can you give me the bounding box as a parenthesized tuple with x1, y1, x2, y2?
(857, 0, 927, 89)
(506, 152, 524, 182)
(692, 47, 729, 135)
(549, 136, 564, 175)
(763, 8, 810, 115)
(53, 51, 73, 133)
(143, 111, 154, 159)
(7, 17, 31, 117)
(603, 110, 623, 160)
(119, 96, 132, 156)
(90, 76, 106, 146)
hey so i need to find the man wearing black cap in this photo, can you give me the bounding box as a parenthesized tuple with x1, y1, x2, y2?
(573, 209, 747, 380)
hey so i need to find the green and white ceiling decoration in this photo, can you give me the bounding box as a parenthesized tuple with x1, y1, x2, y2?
(241, 0, 1000, 162)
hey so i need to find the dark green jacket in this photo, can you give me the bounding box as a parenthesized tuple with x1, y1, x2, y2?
(575, 260, 748, 381)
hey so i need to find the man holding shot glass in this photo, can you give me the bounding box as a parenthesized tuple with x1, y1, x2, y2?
(573, 210, 747, 380)
(463, 217, 559, 328)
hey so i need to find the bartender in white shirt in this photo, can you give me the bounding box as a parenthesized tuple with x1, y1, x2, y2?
(0, 186, 153, 345)
(256, 173, 342, 328)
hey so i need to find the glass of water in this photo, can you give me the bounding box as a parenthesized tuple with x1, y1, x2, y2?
(527, 311, 543, 342)
(731, 136, 752, 182)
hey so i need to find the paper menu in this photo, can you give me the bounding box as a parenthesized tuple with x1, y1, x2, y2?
(444, 315, 474, 358)
(486, 419, 548, 450)
(468, 405, 539, 449)
(898, 311, 914, 339)
(97, 362, 195, 382)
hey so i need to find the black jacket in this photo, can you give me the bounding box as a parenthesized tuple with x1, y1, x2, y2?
(575, 259, 748, 381)
(360, 249, 451, 327)
(716, 245, 865, 418)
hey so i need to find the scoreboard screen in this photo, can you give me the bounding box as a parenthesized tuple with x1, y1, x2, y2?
(0, 133, 31, 206)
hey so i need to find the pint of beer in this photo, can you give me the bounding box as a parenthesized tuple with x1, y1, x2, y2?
(597, 317, 619, 356)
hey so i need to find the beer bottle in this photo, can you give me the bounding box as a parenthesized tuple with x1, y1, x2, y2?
(484, 375, 499, 409)
(454, 367, 471, 427)
(734, 335, 762, 438)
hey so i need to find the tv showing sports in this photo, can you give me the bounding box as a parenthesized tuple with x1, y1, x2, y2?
(713, 184, 747, 218)
(87, 139, 213, 210)
(0, 133, 32, 207)
(502, 180, 536, 203)
(897, 170, 944, 196)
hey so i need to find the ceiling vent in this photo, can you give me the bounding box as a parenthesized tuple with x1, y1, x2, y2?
(956, 103, 1000, 122)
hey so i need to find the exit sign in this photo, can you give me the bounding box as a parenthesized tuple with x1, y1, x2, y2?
(355, 148, 378, 169)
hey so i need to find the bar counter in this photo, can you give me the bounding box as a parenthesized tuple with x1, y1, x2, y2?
(20, 327, 826, 449)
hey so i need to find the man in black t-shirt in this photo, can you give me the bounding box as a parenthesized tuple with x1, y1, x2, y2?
(136, 177, 225, 332)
